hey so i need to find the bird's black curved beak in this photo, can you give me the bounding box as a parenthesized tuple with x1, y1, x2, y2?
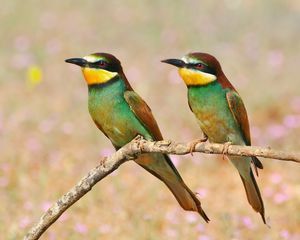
(65, 58, 87, 67)
(161, 59, 186, 68)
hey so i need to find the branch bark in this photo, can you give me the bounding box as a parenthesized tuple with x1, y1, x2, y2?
(24, 137, 300, 240)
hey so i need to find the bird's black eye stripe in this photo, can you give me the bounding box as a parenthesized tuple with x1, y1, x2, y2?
(87, 60, 121, 72)
(88, 60, 108, 69)
(187, 62, 206, 68)
(94, 60, 108, 67)
(97, 60, 106, 66)
(194, 63, 205, 70)
(192, 62, 208, 68)
(187, 63, 216, 75)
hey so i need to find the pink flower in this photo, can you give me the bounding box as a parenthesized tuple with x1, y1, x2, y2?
(196, 223, 205, 232)
(74, 223, 88, 234)
(283, 115, 300, 129)
(269, 173, 282, 184)
(242, 216, 254, 229)
(280, 229, 290, 239)
(266, 124, 287, 139)
(10, 53, 33, 69)
(41, 201, 52, 211)
(19, 216, 31, 228)
(273, 192, 289, 204)
(198, 235, 211, 240)
(99, 148, 114, 157)
(185, 212, 198, 223)
(26, 137, 41, 152)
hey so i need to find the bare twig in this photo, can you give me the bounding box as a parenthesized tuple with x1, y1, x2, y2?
(24, 136, 300, 240)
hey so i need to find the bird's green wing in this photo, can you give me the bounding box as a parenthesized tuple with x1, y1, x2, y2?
(226, 90, 263, 169)
(124, 90, 163, 141)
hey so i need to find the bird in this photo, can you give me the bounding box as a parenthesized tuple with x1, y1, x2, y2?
(65, 52, 209, 222)
(162, 52, 265, 223)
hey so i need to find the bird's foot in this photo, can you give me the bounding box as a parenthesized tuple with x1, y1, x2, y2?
(133, 135, 144, 144)
(99, 157, 107, 168)
(222, 142, 232, 160)
(133, 135, 145, 154)
(189, 136, 208, 156)
(134, 134, 143, 141)
(124, 153, 136, 160)
(156, 139, 172, 147)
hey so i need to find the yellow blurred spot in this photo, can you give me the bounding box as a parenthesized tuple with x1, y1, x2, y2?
(27, 65, 42, 88)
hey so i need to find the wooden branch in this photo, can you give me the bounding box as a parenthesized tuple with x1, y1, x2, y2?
(24, 136, 300, 240)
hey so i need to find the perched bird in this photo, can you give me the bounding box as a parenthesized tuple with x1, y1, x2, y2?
(65, 53, 209, 222)
(162, 52, 265, 223)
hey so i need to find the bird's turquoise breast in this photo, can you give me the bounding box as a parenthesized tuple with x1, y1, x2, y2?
(88, 79, 151, 147)
(188, 82, 244, 144)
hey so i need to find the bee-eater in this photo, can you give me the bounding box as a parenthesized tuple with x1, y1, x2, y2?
(162, 52, 265, 223)
(65, 53, 209, 222)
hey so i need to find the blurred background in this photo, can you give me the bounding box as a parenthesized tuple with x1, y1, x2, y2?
(1, 0, 300, 239)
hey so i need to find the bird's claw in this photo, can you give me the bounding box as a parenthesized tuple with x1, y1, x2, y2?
(124, 153, 136, 160)
(222, 142, 232, 160)
(189, 136, 208, 156)
(134, 135, 144, 142)
(99, 157, 107, 168)
(133, 135, 145, 152)
(157, 139, 172, 147)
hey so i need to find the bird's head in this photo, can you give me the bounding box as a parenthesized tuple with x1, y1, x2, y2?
(162, 52, 223, 86)
(65, 53, 123, 85)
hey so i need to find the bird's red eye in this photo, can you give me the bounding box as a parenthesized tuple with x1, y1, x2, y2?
(195, 63, 204, 69)
(98, 61, 106, 67)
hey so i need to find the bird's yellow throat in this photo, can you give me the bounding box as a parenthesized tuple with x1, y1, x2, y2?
(82, 68, 118, 85)
(178, 68, 216, 86)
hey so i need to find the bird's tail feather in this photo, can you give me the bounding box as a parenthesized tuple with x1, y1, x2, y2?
(240, 170, 266, 223)
(136, 153, 209, 222)
(251, 156, 263, 176)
